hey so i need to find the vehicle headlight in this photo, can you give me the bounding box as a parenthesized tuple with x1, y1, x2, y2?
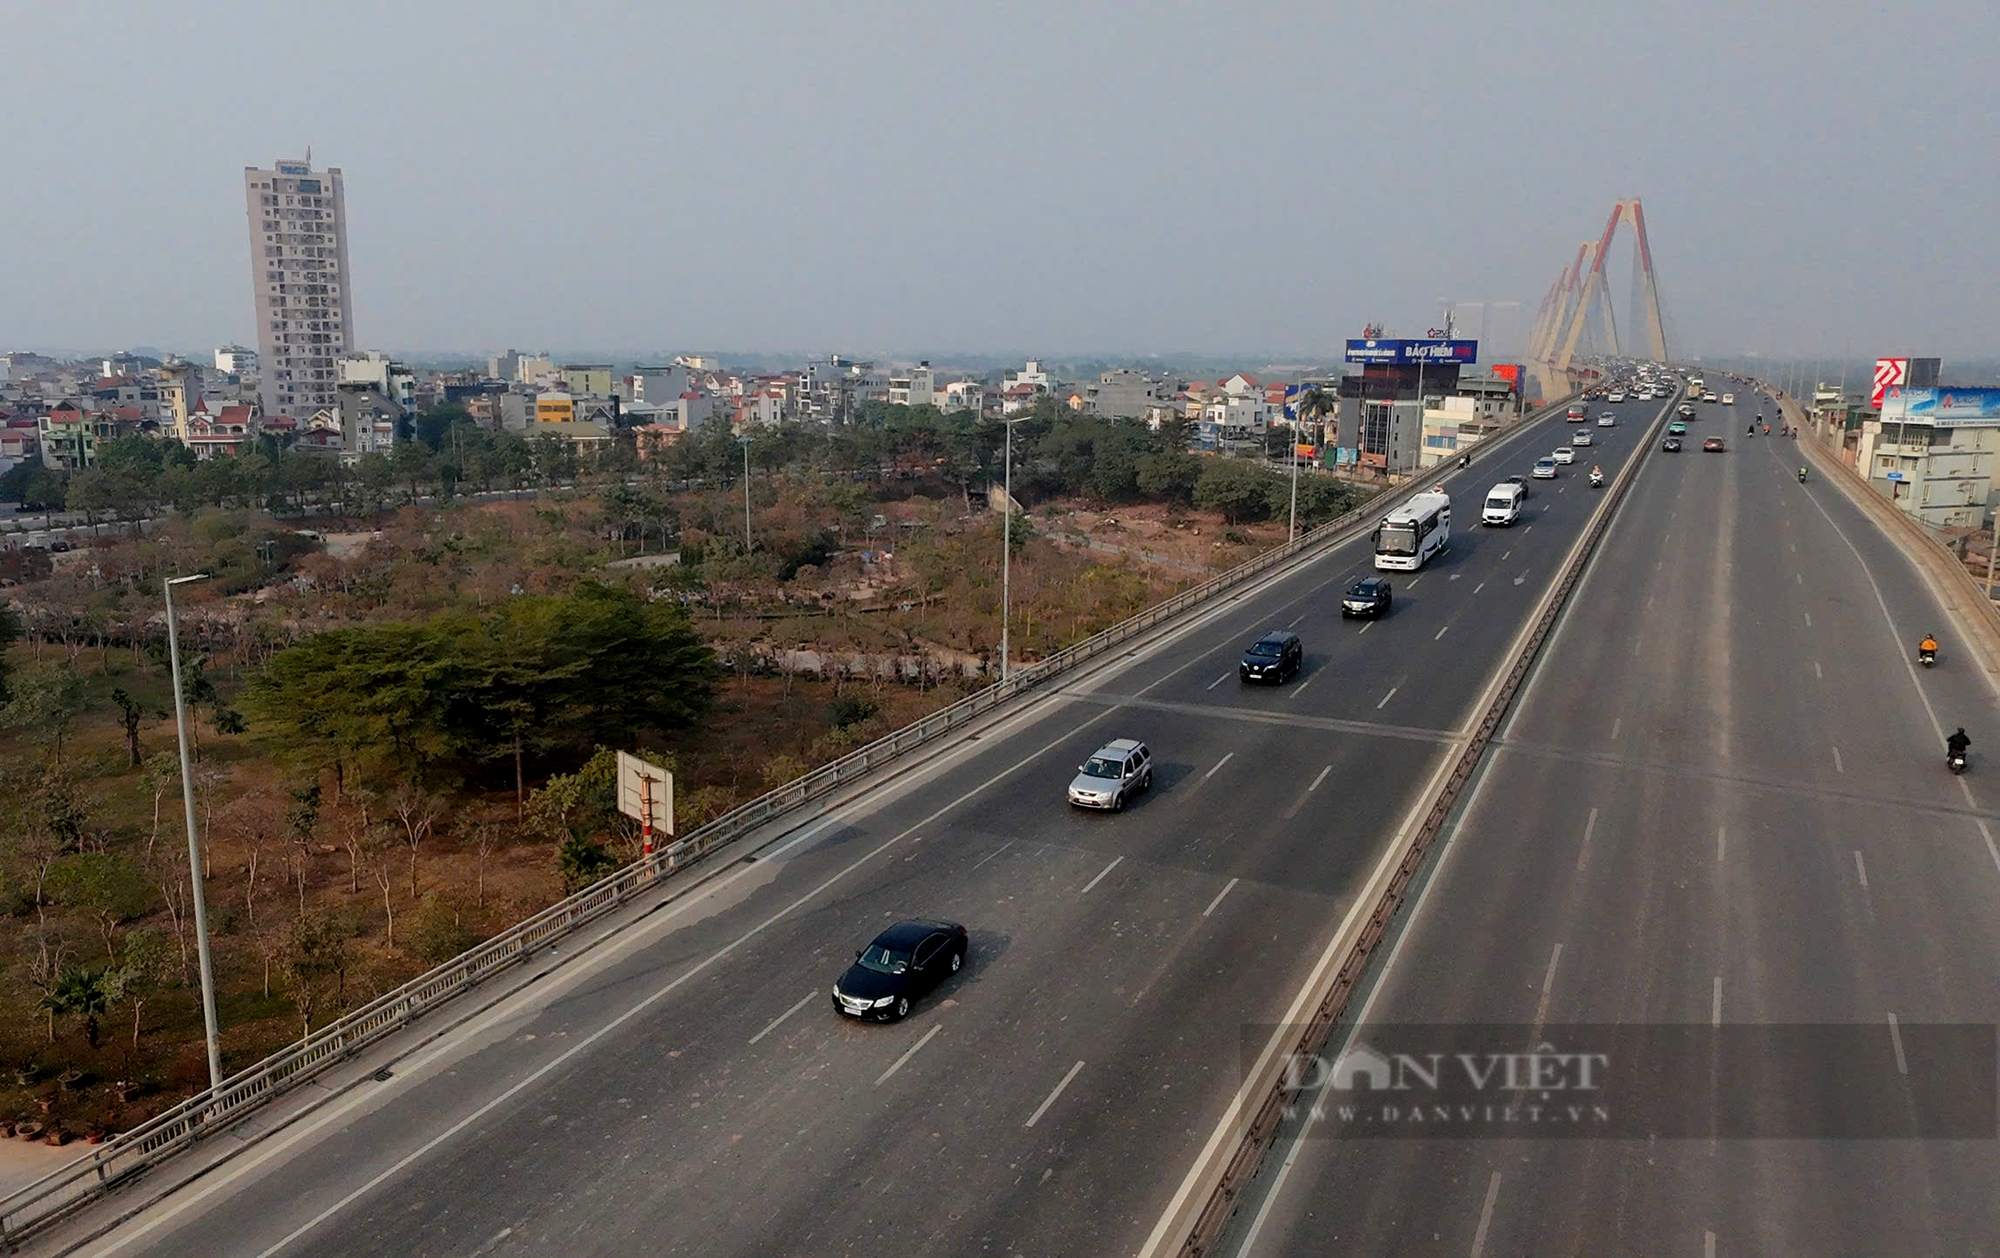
(872, 995, 896, 1007)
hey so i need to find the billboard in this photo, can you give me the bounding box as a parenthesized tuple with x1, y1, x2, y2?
(1880, 386, 2000, 426)
(1871, 357, 1908, 407)
(1345, 339, 1479, 366)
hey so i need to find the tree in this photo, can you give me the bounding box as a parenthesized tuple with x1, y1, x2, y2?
(42, 966, 112, 1049)
(1193, 458, 1273, 524)
(390, 780, 444, 898)
(556, 832, 619, 893)
(141, 751, 181, 863)
(281, 909, 349, 1036)
(47, 851, 156, 961)
(3, 663, 88, 766)
(106, 927, 173, 1051)
(110, 687, 146, 767)
(1135, 450, 1201, 505)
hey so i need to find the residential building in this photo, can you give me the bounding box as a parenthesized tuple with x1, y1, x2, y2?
(797, 356, 882, 424)
(674, 392, 716, 428)
(38, 401, 101, 470)
(629, 365, 693, 405)
(674, 355, 720, 371)
(887, 361, 936, 408)
(338, 352, 415, 413)
(244, 154, 355, 418)
(1418, 396, 1501, 468)
(488, 349, 522, 382)
(536, 391, 577, 424)
(940, 379, 985, 413)
(337, 387, 400, 460)
(1854, 386, 2000, 528)
(214, 345, 259, 376)
(185, 405, 259, 460)
(560, 364, 615, 397)
(1005, 360, 1052, 396)
(529, 421, 612, 452)
(515, 354, 556, 385)
(1086, 369, 1174, 419)
(158, 360, 201, 441)
(635, 424, 687, 459)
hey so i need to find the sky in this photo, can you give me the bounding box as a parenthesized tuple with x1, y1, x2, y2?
(6, 0, 1994, 363)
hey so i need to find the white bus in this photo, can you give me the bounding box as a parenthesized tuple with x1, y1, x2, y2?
(1374, 489, 1451, 571)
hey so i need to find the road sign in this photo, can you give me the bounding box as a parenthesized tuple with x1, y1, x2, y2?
(1885, 472, 1905, 482)
(616, 752, 673, 851)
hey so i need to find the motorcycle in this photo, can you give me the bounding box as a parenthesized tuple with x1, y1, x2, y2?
(1798, 468, 1808, 483)
(1919, 648, 1937, 667)
(1589, 471, 1604, 488)
(1949, 749, 1969, 775)
(1457, 454, 1471, 469)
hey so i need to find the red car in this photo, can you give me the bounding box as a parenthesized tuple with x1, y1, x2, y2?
(1702, 437, 1725, 452)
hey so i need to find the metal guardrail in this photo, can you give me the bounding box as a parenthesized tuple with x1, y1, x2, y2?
(0, 398, 1578, 1249)
(1174, 388, 1670, 1257)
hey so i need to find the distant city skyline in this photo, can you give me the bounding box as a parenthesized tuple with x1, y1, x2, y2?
(5, 1, 1996, 361)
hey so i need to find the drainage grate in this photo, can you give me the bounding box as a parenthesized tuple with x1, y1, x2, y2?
(372, 1067, 394, 1082)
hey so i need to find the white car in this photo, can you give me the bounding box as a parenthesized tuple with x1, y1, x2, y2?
(1531, 458, 1558, 479)
(1552, 447, 1576, 464)
(1721, 392, 1735, 404)
(1572, 431, 1593, 446)
(1607, 392, 1625, 403)
(1598, 414, 1616, 426)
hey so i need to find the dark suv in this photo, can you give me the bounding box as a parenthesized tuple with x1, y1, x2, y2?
(1341, 577, 1393, 618)
(1240, 630, 1303, 683)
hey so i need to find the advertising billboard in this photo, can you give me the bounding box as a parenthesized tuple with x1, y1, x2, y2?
(1871, 357, 1909, 407)
(1880, 386, 2000, 426)
(1345, 339, 1479, 366)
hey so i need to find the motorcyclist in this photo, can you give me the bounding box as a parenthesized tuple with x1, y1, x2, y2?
(1920, 633, 1940, 659)
(1948, 727, 1971, 760)
(1798, 465, 1808, 482)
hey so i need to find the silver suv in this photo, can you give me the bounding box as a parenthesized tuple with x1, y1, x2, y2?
(1068, 739, 1153, 811)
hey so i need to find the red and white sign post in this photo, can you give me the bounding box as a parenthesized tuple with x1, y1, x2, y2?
(616, 751, 673, 871)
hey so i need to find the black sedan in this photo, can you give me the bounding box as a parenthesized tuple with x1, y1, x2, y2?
(1341, 577, 1393, 618)
(1661, 436, 1682, 452)
(832, 919, 968, 1021)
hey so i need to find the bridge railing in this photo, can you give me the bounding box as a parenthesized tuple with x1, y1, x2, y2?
(0, 400, 1578, 1249)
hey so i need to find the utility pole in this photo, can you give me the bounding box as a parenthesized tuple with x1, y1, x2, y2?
(738, 435, 754, 550)
(165, 574, 223, 1093)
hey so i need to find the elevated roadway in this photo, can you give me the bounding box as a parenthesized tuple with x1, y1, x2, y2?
(1229, 385, 2000, 1255)
(54, 394, 1670, 1258)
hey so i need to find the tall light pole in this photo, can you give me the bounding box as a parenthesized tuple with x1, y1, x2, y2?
(738, 435, 754, 550)
(1000, 416, 1025, 682)
(165, 573, 222, 1093)
(1287, 396, 1300, 546)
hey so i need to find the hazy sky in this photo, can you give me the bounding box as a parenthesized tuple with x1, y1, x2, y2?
(7, 0, 1993, 361)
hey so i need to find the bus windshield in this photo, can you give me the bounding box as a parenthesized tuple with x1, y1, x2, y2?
(1377, 525, 1418, 555)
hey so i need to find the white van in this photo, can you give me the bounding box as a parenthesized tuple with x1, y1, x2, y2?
(1481, 481, 1526, 526)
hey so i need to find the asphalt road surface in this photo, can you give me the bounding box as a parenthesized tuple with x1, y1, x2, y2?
(66, 393, 1672, 1258)
(1229, 385, 2000, 1256)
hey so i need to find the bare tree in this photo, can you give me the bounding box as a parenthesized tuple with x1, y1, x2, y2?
(390, 781, 445, 900)
(465, 820, 498, 911)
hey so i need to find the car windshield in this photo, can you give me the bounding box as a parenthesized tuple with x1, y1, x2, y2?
(1349, 583, 1378, 597)
(1248, 641, 1282, 656)
(1535, 460, 1554, 469)
(1081, 756, 1123, 779)
(857, 945, 912, 975)
(1486, 495, 1511, 507)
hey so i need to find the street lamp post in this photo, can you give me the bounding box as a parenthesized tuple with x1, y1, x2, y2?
(1000, 416, 1025, 682)
(1287, 409, 1300, 546)
(739, 436, 754, 550)
(165, 573, 223, 1092)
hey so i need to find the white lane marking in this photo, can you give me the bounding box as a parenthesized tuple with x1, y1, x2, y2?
(876, 1023, 942, 1086)
(1207, 671, 1230, 690)
(1309, 766, 1332, 791)
(1611, 718, 1622, 739)
(1711, 976, 1723, 1027)
(1657, 560, 1663, 571)
(1450, 572, 1462, 581)
(749, 993, 817, 1045)
(1789, 542, 1797, 553)
(1803, 611, 1812, 627)
(1630, 637, 1640, 656)
(1706, 1231, 1717, 1258)
(1469, 1171, 1503, 1258)
(1473, 581, 1486, 594)
(1203, 751, 1236, 781)
(1289, 669, 1318, 699)
(1813, 660, 1822, 679)
(1435, 624, 1450, 641)
(1358, 620, 1373, 634)
(1409, 576, 1422, 589)
(1202, 878, 1240, 918)
(1718, 827, 1726, 862)
(1025, 1060, 1087, 1128)
(1080, 856, 1124, 895)
(1796, 572, 1803, 585)
(1887, 1013, 1908, 1075)
(1501, 550, 1511, 560)
(1513, 571, 1528, 586)
(1532, 943, 1564, 1032)
(1972, 812, 2000, 876)
(1524, 524, 1534, 532)
(968, 839, 1016, 872)
(1376, 687, 1398, 710)
(1577, 808, 1599, 872)
(1287, 613, 1305, 628)
(1853, 850, 1869, 891)
(1832, 745, 1844, 774)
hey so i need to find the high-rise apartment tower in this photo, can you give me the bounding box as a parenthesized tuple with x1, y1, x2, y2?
(243, 155, 355, 417)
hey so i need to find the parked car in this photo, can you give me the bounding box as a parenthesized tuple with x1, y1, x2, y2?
(831, 919, 969, 1021)
(1240, 630, 1303, 683)
(1068, 739, 1153, 811)
(1341, 577, 1393, 617)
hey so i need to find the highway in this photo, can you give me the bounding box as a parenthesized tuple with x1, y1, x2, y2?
(1228, 384, 2000, 1256)
(60, 395, 1669, 1258)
